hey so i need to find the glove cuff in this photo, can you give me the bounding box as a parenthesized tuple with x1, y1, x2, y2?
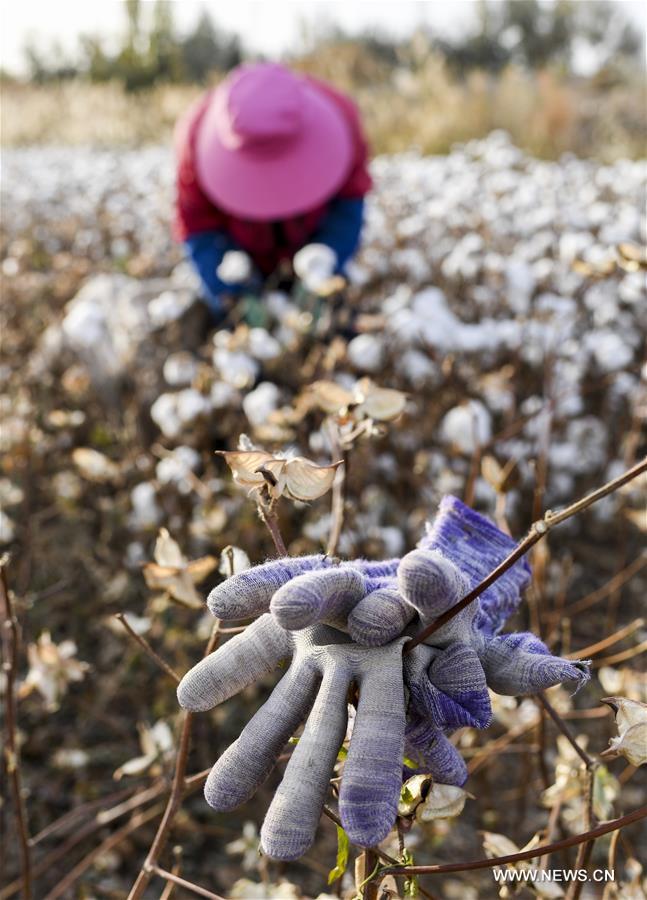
(417, 495, 531, 634)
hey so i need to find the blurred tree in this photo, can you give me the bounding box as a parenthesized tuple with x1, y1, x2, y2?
(435, 0, 642, 76)
(179, 10, 243, 82)
(23, 38, 78, 82)
(149, 1, 183, 82)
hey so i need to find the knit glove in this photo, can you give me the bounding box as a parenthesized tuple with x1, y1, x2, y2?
(177, 616, 410, 860)
(207, 496, 529, 645)
(207, 496, 589, 731)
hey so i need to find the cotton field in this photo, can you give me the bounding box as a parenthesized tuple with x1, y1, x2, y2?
(1, 133, 646, 898)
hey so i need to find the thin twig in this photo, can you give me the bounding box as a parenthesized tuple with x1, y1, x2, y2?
(536, 693, 594, 769)
(591, 640, 647, 667)
(565, 618, 644, 660)
(127, 623, 222, 900)
(356, 849, 380, 900)
(0, 557, 32, 900)
(115, 613, 181, 683)
(377, 805, 647, 877)
(258, 503, 288, 556)
(563, 554, 646, 617)
(42, 804, 163, 900)
(29, 786, 137, 845)
(151, 866, 226, 900)
(326, 438, 348, 556)
(0, 790, 164, 900)
(404, 457, 647, 653)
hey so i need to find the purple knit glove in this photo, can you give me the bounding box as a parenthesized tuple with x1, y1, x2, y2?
(212, 497, 589, 700)
(207, 497, 531, 646)
(178, 617, 409, 860)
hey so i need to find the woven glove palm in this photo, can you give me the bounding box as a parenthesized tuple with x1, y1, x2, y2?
(177, 617, 408, 860)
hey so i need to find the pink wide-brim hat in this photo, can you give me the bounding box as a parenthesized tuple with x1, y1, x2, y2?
(195, 63, 354, 221)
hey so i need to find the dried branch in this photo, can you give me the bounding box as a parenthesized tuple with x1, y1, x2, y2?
(127, 623, 222, 900)
(29, 785, 137, 846)
(115, 613, 181, 683)
(535, 693, 594, 769)
(563, 553, 646, 617)
(151, 866, 226, 899)
(405, 457, 647, 653)
(591, 640, 647, 667)
(258, 503, 288, 556)
(377, 805, 647, 877)
(1, 557, 33, 900)
(565, 617, 644, 660)
(0, 787, 164, 900)
(326, 431, 348, 557)
(42, 804, 163, 900)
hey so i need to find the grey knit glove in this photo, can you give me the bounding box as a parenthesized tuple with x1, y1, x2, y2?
(177, 615, 408, 860)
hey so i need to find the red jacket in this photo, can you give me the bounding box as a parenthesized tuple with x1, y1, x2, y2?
(173, 77, 372, 274)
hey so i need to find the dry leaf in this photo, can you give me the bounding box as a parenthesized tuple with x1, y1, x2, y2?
(72, 447, 119, 483)
(398, 773, 432, 816)
(600, 697, 647, 767)
(307, 380, 354, 415)
(21, 632, 89, 711)
(354, 378, 407, 421)
(481, 455, 518, 493)
(218, 449, 340, 503)
(416, 782, 471, 821)
(282, 457, 341, 502)
(114, 720, 174, 780)
(217, 450, 277, 491)
(143, 528, 216, 608)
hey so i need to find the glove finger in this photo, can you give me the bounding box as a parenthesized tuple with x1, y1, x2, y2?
(207, 554, 326, 619)
(339, 658, 406, 847)
(204, 660, 320, 811)
(348, 587, 416, 646)
(398, 548, 473, 643)
(271, 567, 366, 631)
(405, 713, 468, 786)
(482, 633, 591, 695)
(406, 644, 491, 730)
(353, 558, 400, 582)
(261, 666, 349, 860)
(177, 615, 290, 712)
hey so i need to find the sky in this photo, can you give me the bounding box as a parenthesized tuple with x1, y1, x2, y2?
(1, 0, 645, 75)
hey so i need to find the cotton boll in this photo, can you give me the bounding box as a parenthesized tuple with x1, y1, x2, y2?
(347, 333, 385, 373)
(504, 259, 535, 314)
(176, 388, 211, 425)
(618, 272, 646, 306)
(586, 330, 634, 373)
(216, 251, 252, 284)
(247, 328, 281, 361)
(558, 232, 593, 263)
(264, 291, 291, 322)
(372, 526, 405, 557)
(293, 243, 337, 291)
(163, 352, 198, 387)
(156, 446, 200, 494)
(344, 259, 371, 286)
(130, 482, 161, 530)
(440, 401, 492, 454)
(148, 290, 193, 327)
(242, 382, 280, 427)
(210, 381, 240, 409)
(0, 510, 16, 543)
(549, 417, 608, 474)
(396, 348, 437, 387)
(212, 348, 259, 389)
(150, 393, 182, 439)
